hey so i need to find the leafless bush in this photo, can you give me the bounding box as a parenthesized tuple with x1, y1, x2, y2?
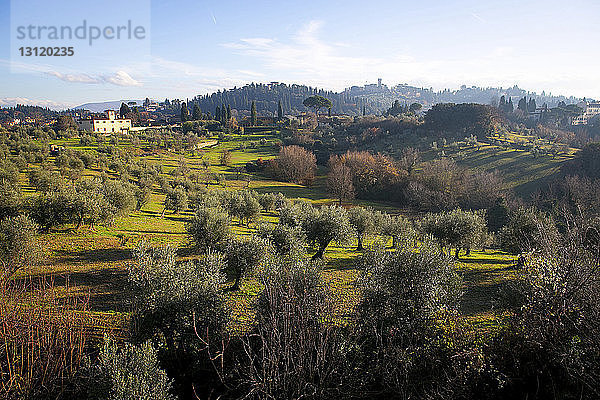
(0, 278, 89, 399)
(269, 145, 316, 185)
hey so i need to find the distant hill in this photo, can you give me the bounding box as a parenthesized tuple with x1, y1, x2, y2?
(70, 82, 587, 116)
(73, 100, 143, 113)
(190, 82, 585, 117)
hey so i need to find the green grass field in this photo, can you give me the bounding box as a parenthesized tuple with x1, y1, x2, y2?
(17, 130, 522, 336)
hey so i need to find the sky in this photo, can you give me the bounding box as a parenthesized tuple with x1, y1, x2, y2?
(0, 0, 599, 109)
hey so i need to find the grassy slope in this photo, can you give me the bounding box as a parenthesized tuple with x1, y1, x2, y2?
(18, 130, 519, 336)
(349, 130, 574, 197)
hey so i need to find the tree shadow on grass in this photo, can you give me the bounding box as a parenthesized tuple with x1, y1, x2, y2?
(459, 257, 515, 265)
(54, 247, 132, 263)
(14, 268, 131, 312)
(460, 282, 506, 316)
(254, 184, 329, 200)
(164, 214, 193, 223)
(324, 256, 360, 271)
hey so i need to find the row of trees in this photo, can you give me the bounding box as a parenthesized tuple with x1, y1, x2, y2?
(2, 171, 597, 398)
(58, 196, 597, 399)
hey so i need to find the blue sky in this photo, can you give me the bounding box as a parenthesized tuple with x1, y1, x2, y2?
(0, 0, 599, 109)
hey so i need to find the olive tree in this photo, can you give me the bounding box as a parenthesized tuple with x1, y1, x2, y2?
(0, 184, 22, 220)
(186, 206, 231, 251)
(300, 205, 352, 259)
(163, 186, 189, 216)
(130, 242, 229, 350)
(348, 207, 376, 251)
(101, 180, 137, 221)
(228, 190, 261, 226)
(380, 213, 414, 248)
(225, 235, 268, 290)
(0, 215, 40, 281)
(420, 209, 487, 258)
(258, 193, 276, 212)
(256, 222, 306, 257)
(29, 190, 75, 232)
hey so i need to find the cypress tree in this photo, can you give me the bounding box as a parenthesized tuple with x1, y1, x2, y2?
(119, 102, 131, 118)
(251, 101, 257, 126)
(180, 102, 189, 122)
(215, 106, 221, 122)
(277, 100, 283, 119)
(193, 103, 202, 120)
(227, 104, 232, 121)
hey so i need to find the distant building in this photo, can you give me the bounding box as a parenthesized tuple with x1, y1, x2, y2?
(572, 102, 600, 125)
(77, 110, 131, 133)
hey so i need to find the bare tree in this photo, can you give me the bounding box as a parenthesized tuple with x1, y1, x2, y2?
(326, 155, 354, 204)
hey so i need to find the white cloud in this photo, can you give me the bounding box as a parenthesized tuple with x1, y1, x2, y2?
(103, 70, 142, 87)
(46, 71, 102, 84)
(47, 70, 142, 87)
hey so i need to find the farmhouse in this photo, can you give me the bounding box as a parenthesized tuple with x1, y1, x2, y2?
(77, 110, 131, 133)
(572, 101, 600, 125)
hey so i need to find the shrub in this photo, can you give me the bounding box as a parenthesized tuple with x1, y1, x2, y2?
(0, 279, 89, 399)
(353, 240, 463, 396)
(88, 336, 176, 400)
(499, 207, 557, 254)
(492, 218, 600, 398)
(235, 255, 344, 399)
(406, 158, 503, 211)
(341, 150, 405, 200)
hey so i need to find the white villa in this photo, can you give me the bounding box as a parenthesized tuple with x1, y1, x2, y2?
(572, 102, 600, 125)
(77, 110, 131, 133)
